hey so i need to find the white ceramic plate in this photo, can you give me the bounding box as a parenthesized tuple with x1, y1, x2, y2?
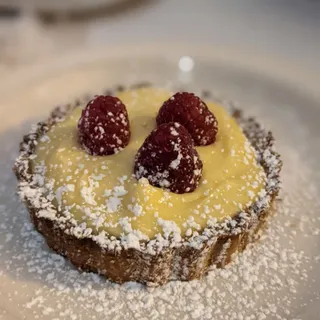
(0, 44, 319, 320)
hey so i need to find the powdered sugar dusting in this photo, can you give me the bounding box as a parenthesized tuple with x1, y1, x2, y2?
(1, 86, 319, 319)
(1, 140, 320, 319)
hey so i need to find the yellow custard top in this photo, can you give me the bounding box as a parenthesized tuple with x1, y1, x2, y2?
(33, 88, 266, 239)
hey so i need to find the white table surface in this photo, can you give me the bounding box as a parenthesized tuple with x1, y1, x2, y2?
(1, 0, 320, 75)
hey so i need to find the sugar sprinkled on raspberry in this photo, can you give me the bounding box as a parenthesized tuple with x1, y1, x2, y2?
(78, 95, 130, 156)
(134, 122, 203, 194)
(156, 92, 218, 146)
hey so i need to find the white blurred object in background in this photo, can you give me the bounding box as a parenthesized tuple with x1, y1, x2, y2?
(0, 15, 54, 66)
(0, 1, 56, 72)
(0, 0, 129, 15)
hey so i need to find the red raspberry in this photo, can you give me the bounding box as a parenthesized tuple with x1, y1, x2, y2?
(156, 92, 218, 146)
(78, 95, 130, 155)
(134, 122, 203, 194)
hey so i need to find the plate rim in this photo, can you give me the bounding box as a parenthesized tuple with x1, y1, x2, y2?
(1, 43, 319, 101)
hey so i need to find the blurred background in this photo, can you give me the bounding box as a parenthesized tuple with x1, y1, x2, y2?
(0, 0, 319, 76)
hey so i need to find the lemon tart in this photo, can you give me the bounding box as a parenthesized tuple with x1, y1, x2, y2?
(14, 85, 282, 285)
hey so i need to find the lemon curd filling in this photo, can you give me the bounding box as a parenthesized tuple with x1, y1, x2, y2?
(33, 88, 266, 239)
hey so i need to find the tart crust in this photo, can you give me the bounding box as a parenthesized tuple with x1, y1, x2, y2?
(13, 86, 282, 286)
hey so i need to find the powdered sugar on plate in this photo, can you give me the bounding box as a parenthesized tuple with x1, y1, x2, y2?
(1, 95, 320, 319)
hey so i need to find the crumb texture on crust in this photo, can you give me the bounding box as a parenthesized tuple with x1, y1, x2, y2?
(13, 86, 282, 285)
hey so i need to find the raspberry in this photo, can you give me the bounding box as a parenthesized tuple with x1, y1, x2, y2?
(134, 122, 203, 194)
(156, 92, 218, 146)
(78, 95, 130, 155)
